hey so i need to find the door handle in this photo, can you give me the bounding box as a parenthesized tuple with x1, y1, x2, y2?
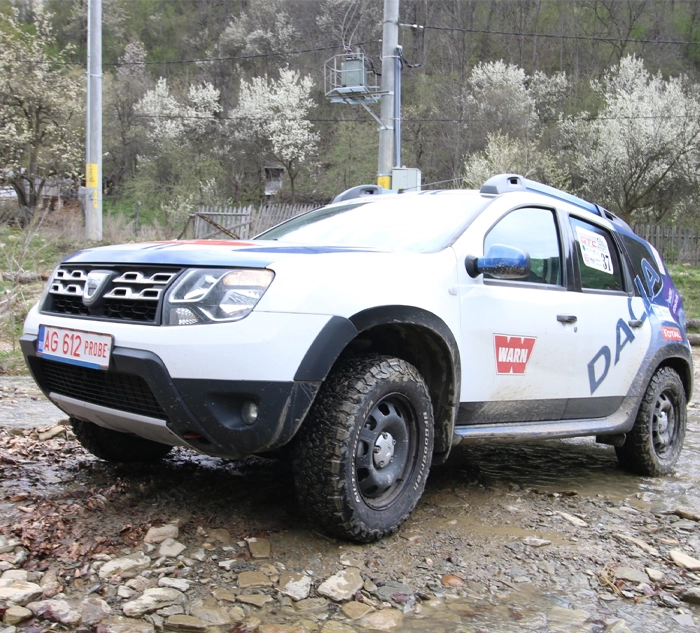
(557, 314, 578, 324)
(628, 319, 644, 328)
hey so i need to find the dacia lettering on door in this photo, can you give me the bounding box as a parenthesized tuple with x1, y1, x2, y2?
(587, 257, 659, 394)
(494, 335, 536, 375)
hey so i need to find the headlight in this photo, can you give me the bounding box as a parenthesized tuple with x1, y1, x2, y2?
(163, 268, 274, 325)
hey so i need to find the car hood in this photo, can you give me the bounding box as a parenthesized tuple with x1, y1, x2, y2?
(62, 240, 382, 267)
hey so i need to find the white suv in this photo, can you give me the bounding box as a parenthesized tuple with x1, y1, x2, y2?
(22, 174, 693, 542)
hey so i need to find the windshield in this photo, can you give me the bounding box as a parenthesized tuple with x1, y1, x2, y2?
(256, 193, 489, 253)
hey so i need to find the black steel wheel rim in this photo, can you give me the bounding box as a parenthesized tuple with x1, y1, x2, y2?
(652, 390, 677, 458)
(354, 392, 419, 509)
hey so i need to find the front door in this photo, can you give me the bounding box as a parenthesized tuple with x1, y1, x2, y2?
(458, 206, 580, 424)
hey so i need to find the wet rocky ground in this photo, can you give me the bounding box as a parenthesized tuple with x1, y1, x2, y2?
(1, 360, 700, 632)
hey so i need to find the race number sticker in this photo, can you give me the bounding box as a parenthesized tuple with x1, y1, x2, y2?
(575, 226, 614, 274)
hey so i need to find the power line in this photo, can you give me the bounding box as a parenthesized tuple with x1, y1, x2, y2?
(421, 24, 700, 46)
(10, 40, 379, 67)
(131, 113, 700, 123)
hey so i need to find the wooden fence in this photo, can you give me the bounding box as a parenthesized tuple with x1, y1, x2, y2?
(633, 224, 700, 266)
(192, 203, 317, 239)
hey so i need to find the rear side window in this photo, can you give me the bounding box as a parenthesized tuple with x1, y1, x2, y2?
(619, 234, 663, 298)
(570, 216, 623, 292)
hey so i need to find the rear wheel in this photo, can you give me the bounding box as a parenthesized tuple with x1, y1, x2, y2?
(293, 355, 434, 542)
(70, 418, 173, 463)
(615, 367, 686, 476)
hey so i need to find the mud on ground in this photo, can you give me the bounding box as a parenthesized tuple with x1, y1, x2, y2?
(0, 355, 700, 632)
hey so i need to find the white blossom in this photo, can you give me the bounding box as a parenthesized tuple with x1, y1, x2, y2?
(0, 7, 84, 220)
(563, 55, 700, 222)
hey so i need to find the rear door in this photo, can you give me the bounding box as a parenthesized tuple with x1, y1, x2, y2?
(563, 214, 651, 418)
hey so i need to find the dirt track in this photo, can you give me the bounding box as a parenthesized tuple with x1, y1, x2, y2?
(1, 356, 700, 632)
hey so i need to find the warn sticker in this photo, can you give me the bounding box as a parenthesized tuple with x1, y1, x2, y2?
(661, 326, 683, 341)
(494, 335, 536, 374)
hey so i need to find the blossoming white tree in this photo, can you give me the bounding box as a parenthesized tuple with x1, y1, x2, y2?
(563, 56, 700, 223)
(133, 77, 223, 231)
(463, 62, 570, 188)
(0, 8, 84, 224)
(233, 67, 318, 202)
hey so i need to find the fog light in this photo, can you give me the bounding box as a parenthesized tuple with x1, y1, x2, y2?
(241, 401, 258, 426)
(169, 307, 199, 325)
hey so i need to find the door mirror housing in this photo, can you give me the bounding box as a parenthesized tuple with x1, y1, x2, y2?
(465, 245, 531, 280)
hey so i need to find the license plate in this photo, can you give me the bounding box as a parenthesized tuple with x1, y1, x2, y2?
(37, 325, 113, 370)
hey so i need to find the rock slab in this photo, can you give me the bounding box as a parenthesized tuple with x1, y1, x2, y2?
(317, 568, 363, 601)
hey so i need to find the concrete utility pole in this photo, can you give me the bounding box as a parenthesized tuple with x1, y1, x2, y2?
(85, 0, 103, 240)
(377, 0, 399, 189)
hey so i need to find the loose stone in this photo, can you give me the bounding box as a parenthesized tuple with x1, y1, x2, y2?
(341, 600, 375, 619)
(237, 571, 274, 589)
(646, 568, 665, 583)
(98, 616, 156, 633)
(670, 549, 700, 571)
(279, 572, 311, 601)
(122, 587, 186, 617)
(3, 606, 32, 626)
(318, 568, 363, 601)
(358, 609, 404, 631)
(190, 605, 231, 626)
(144, 524, 179, 544)
(0, 580, 43, 606)
(26, 599, 81, 626)
(246, 537, 271, 559)
(158, 577, 191, 592)
(157, 538, 186, 558)
(237, 593, 274, 607)
(614, 567, 648, 584)
(294, 598, 329, 613)
(441, 575, 464, 588)
(522, 537, 551, 548)
(99, 553, 151, 579)
(164, 614, 208, 631)
(682, 587, 700, 604)
(80, 597, 112, 626)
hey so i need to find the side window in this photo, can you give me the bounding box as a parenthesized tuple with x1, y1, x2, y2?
(570, 216, 624, 292)
(484, 207, 562, 285)
(620, 234, 663, 298)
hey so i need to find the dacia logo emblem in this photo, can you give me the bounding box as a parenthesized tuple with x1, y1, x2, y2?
(83, 271, 113, 306)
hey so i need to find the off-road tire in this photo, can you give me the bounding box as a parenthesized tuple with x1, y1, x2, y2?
(615, 367, 686, 476)
(70, 418, 173, 462)
(293, 354, 434, 542)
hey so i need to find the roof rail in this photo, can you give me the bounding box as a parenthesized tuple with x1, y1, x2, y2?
(480, 174, 604, 217)
(332, 184, 395, 203)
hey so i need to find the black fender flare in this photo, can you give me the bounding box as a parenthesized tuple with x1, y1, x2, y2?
(294, 306, 461, 461)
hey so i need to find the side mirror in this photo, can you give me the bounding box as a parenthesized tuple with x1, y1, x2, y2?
(465, 244, 531, 279)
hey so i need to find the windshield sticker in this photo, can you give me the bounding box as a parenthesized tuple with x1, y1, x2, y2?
(661, 326, 683, 342)
(575, 226, 614, 274)
(494, 335, 536, 374)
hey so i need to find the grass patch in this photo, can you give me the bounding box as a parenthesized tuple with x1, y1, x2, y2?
(667, 264, 700, 322)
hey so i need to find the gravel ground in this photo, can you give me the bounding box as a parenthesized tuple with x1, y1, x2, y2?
(0, 355, 700, 633)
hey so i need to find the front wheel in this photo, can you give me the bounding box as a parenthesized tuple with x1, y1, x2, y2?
(615, 367, 687, 476)
(293, 355, 434, 542)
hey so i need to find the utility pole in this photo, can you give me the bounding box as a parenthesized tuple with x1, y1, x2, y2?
(377, 0, 399, 189)
(85, 0, 103, 240)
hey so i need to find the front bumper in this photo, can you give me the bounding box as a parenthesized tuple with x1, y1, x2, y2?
(21, 335, 320, 459)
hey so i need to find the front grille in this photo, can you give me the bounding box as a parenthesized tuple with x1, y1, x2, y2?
(43, 266, 181, 324)
(40, 358, 168, 420)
